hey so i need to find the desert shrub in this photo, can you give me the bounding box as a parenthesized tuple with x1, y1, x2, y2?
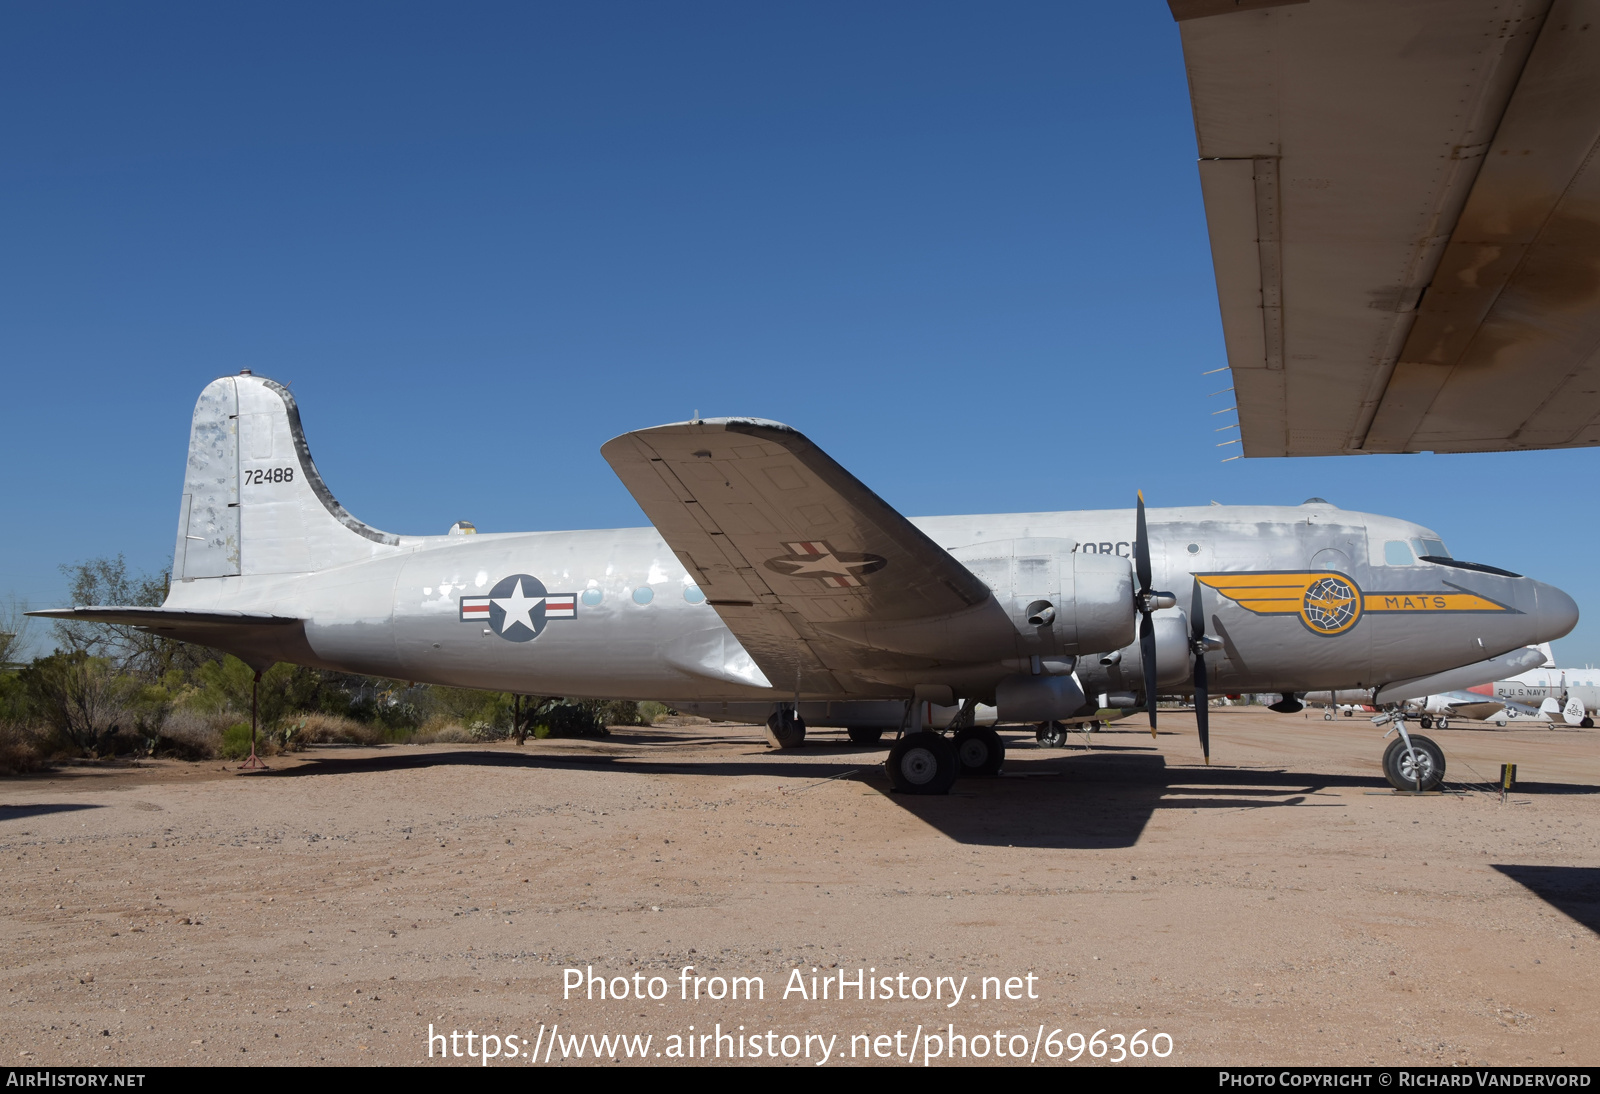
(637, 700, 668, 726)
(0, 723, 48, 775)
(155, 708, 227, 760)
(412, 719, 474, 744)
(0, 671, 50, 773)
(292, 711, 388, 746)
(183, 657, 298, 725)
(19, 652, 142, 752)
(534, 700, 609, 738)
(599, 700, 642, 727)
(219, 722, 256, 760)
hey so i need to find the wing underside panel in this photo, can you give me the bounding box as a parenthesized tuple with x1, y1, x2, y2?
(1177, 0, 1600, 455)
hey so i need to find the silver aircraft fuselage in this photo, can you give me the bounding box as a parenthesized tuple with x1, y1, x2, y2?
(160, 505, 1573, 702)
(40, 374, 1579, 710)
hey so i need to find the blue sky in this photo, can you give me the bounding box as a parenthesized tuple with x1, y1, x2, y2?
(4, 2, 1596, 666)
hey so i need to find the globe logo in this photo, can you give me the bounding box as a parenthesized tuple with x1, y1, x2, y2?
(1300, 575, 1362, 635)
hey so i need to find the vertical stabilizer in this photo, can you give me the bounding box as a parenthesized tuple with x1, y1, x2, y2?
(174, 373, 402, 582)
(174, 378, 241, 579)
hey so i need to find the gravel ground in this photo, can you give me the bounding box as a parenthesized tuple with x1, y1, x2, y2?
(2, 708, 1596, 1068)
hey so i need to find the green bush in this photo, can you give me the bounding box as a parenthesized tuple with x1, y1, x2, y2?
(534, 701, 609, 738)
(219, 722, 256, 760)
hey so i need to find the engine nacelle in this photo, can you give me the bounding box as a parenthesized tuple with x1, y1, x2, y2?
(995, 673, 1089, 723)
(949, 539, 1135, 656)
(1076, 610, 1192, 698)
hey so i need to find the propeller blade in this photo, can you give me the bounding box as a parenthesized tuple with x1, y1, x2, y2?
(1140, 611, 1159, 734)
(1134, 491, 1152, 594)
(1194, 646, 1211, 765)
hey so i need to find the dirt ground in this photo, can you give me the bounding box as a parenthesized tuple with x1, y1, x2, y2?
(2, 707, 1596, 1068)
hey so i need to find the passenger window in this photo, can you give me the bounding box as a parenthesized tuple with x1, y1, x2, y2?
(1384, 541, 1415, 566)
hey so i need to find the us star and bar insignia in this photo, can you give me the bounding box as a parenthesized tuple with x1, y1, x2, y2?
(762, 540, 888, 588)
(460, 573, 577, 642)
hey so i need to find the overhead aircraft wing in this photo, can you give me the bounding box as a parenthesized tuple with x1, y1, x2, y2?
(601, 418, 997, 697)
(1174, 0, 1600, 456)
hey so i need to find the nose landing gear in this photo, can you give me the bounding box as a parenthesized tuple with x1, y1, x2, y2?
(1373, 710, 1446, 791)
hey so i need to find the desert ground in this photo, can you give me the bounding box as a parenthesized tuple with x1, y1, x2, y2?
(2, 707, 1596, 1068)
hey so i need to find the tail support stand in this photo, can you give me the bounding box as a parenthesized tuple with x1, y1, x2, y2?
(239, 669, 268, 771)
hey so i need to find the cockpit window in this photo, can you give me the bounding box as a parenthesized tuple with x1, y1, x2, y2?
(1384, 541, 1415, 566)
(1418, 556, 1521, 578)
(1412, 538, 1450, 559)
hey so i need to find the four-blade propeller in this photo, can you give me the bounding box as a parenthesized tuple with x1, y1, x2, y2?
(1132, 492, 1175, 737)
(1134, 491, 1217, 763)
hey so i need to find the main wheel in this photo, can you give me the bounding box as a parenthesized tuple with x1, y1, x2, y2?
(1035, 721, 1067, 748)
(1323, 711, 1333, 721)
(1582, 717, 1594, 729)
(1418, 716, 1433, 729)
(764, 709, 806, 749)
(955, 727, 1005, 777)
(1436, 717, 1449, 730)
(1343, 709, 1353, 717)
(846, 725, 883, 745)
(885, 731, 959, 795)
(1382, 734, 1446, 792)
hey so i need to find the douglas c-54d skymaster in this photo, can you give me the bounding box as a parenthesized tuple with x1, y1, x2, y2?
(32, 374, 1579, 795)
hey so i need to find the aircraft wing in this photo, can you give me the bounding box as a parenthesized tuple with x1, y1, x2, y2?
(602, 418, 997, 696)
(1174, 0, 1600, 456)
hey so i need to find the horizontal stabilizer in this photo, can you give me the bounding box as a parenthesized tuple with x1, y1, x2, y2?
(27, 606, 312, 673)
(28, 606, 300, 627)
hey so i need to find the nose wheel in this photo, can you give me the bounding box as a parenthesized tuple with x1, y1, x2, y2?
(1373, 710, 1446, 791)
(1382, 734, 1445, 791)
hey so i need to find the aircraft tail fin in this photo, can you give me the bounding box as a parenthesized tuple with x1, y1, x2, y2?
(173, 372, 401, 582)
(1536, 641, 1556, 668)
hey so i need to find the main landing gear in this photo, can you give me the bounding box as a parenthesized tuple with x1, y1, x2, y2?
(765, 707, 806, 749)
(884, 699, 1005, 794)
(1372, 710, 1446, 792)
